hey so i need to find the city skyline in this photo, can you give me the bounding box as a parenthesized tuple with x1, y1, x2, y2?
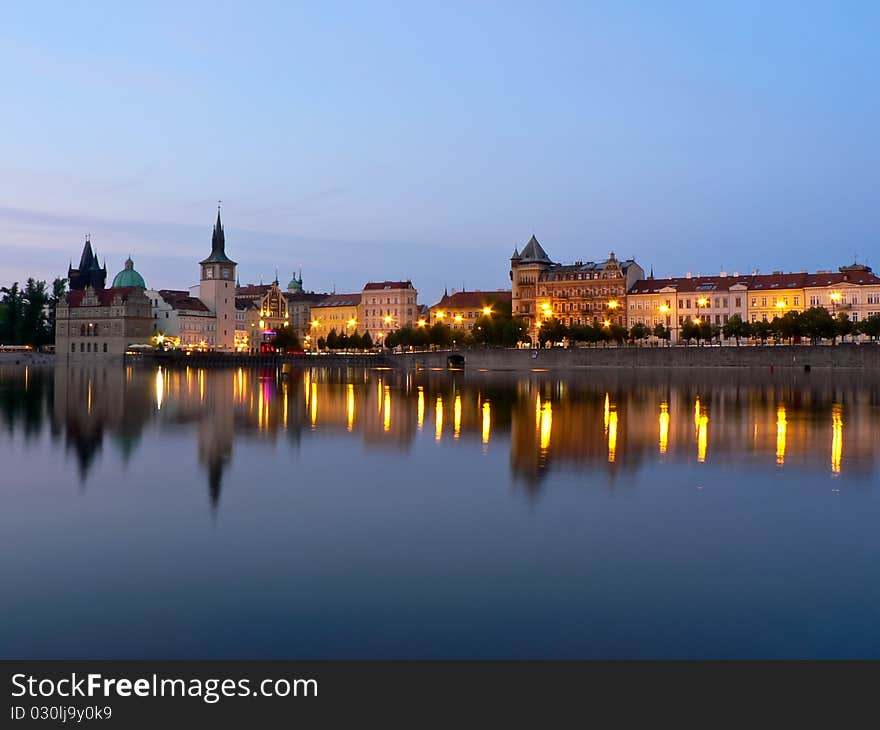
(2, 1, 878, 304)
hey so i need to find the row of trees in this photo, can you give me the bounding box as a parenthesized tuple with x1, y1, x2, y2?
(314, 329, 374, 351)
(538, 308, 880, 347)
(717, 309, 880, 345)
(0, 278, 67, 347)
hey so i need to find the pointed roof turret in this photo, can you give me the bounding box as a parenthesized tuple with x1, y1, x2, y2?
(518, 235, 552, 264)
(78, 236, 95, 270)
(511, 246, 520, 259)
(200, 205, 237, 265)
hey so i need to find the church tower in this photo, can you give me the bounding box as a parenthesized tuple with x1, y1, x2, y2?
(199, 206, 237, 350)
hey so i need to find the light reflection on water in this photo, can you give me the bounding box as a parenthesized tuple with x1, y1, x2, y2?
(2, 364, 880, 659)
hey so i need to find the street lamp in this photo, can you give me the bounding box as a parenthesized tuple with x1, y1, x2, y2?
(482, 306, 492, 316)
(830, 291, 841, 316)
(417, 318, 427, 327)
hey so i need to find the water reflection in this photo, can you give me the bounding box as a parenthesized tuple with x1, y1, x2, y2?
(2, 365, 880, 508)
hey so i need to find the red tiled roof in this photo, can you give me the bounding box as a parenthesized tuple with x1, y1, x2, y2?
(803, 272, 880, 287)
(66, 287, 142, 307)
(363, 281, 414, 291)
(628, 276, 750, 295)
(158, 290, 210, 312)
(313, 293, 362, 307)
(431, 290, 512, 309)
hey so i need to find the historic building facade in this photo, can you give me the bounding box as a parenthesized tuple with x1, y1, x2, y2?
(428, 290, 512, 331)
(56, 245, 152, 359)
(627, 273, 750, 342)
(145, 289, 215, 348)
(309, 293, 362, 346)
(360, 281, 419, 341)
(196, 208, 237, 350)
(802, 264, 880, 324)
(510, 235, 644, 341)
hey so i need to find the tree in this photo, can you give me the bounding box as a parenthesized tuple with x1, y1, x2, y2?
(47, 277, 67, 343)
(679, 318, 698, 346)
(270, 325, 301, 352)
(835, 313, 855, 343)
(361, 331, 373, 349)
(317, 337, 326, 350)
(859, 314, 880, 342)
(751, 319, 772, 345)
(326, 329, 339, 349)
(652, 322, 671, 345)
(628, 322, 650, 345)
(428, 322, 452, 348)
(799, 307, 836, 344)
(608, 323, 628, 345)
(722, 314, 750, 345)
(776, 311, 802, 344)
(538, 317, 567, 346)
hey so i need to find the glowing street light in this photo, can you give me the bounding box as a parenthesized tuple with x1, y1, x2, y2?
(384, 315, 393, 324)
(607, 300, 619, 310)
(417, 318, 427, 327)
(482, 306, 492, 316)
(454, 314, 463, 324)
(347, 318, 357, 328)
(311, 319, 320, 328)
(697, 297, 708, 308)
(659, 304, 670, 314)
(603, 319, 611, 328)
(435, 310, 446, 319)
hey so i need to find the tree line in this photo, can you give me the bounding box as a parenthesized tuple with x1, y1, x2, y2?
(540, 307, 880, 347)
(0, 278, 68, 347)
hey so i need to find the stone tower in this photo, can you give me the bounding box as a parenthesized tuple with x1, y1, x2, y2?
(199, 206, 237, 350)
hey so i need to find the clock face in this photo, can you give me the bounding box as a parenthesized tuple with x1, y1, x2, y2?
(222, 268, 231, 279)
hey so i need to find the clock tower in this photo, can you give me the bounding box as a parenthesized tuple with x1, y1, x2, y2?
(199, 206, 237, 350)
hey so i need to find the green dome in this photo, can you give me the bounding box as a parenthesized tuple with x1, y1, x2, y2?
(112, 257, 146, 288)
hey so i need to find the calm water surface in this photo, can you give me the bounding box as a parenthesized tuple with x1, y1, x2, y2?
(2, 363, 880, 658)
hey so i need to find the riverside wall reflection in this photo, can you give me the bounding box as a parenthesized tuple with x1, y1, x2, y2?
(2, 365, 879, 507)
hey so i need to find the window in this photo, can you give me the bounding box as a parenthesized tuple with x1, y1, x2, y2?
(794, 296, 800, 306)
(103, 343, 108, 353)
(71, 343, 76, 353)
(735, 297, 742, 307)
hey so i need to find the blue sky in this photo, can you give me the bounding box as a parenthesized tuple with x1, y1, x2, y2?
(1, 1, 877, 304)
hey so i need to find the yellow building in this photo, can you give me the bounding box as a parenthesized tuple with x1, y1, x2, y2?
(747, 272, 808, 323)
(429, 289, 512, 331)
(309, 293, 362, 346)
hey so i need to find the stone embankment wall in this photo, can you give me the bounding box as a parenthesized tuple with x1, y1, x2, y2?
(391, 344, 880, 370)
(0, 351, 55, 367)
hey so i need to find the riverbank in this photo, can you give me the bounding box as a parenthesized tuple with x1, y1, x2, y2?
(391, 344, 880, 370)
(0, 351, 55, 367)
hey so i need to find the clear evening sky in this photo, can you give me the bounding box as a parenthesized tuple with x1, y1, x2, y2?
(1, 1, 877, 304)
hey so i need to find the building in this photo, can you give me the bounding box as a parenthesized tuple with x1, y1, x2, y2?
(196, 207, 237, 350)
(55, 245, 152, 359)
(428, 289, 512, 331)
(309, 293, 362, 346)
(746, 272, 809, 324)
(627, 273, 750, 342)
(236, 279, 291, 353)
(145, 289, 215, 348)
(284, 291, 329, 344)
(802, 264, 880, 324)
(510, 235, 643, 341)
(67, 236, 107, 291)
(360, 281, 419, 341)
